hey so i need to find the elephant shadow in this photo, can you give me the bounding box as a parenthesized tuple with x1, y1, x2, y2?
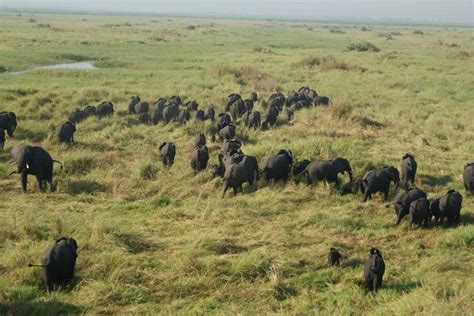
(4, 296, 81, 314)
(341, 258, 365, 268)
(66, 180, 108, 195)
(384, 280, 420, 294)
(419, 174, 452, 187)
(74, 141, 115, 152)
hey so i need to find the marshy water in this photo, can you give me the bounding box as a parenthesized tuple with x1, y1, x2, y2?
(9, 61, 97, 74)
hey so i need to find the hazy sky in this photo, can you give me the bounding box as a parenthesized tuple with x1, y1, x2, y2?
(1, 0, 473, 24)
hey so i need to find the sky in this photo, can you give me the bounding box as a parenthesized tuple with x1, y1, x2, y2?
(1, 0, 473, 24)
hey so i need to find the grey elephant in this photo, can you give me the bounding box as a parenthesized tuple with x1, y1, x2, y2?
(223, 153, 259, 196)
(96, 101, 114, 118)
(267, 92, 285, 111)
(195, 133, 206, 147)
(28, 237, 78, 292)
(429, 198, 442, 223)
(244, 99, 254, 112)
(138, 113, 151, 124)
(244, 111, 261, 129)
(170, 95, 182, 105)
(11, 144, 63, 192)
(83, 105, 97, 118)
(163, 101, 179, 123)
(301, 157, 353, 187)
(328, 248, 341, 267)
(186, 100, 199, 112)
(262, 149, 293, 182)
(135, 101, 149, 114)
(401, 153, 417, 188)
(195, 110, 206, 121)
(262, 106, 279, 129)
(178, 109, 191, 124)
(408, 198, 431, 228)
(229, 99, 246, 119)
(159, 142, 176, 167)
(220, 139, 242, 155)
(150, 98, 167, 124)
(191, 145, 209, 172)
(205, 107, 215, 121)
(360, 166, 399, 201)
(292, 159, 311, 182)
(225, 93, 243, 112)
(393, 187, 427, 225)
(249, 92, 258, 102)
(364, 248, 385, 294)
(56, 121, 76, 144)
(218, 124, 236, 142)
(314, 96, 330, 106)
(0, 111, 17, 137)
(463, 163, 474, 193)
(128, 96, 141, 114)
(217, 112, 232, 131)
(68, 110, 87, 124)
(439, 189, 462, 225)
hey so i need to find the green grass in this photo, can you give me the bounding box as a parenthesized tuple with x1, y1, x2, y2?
(0, 11, 473, 314)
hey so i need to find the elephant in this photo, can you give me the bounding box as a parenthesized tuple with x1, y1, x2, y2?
(218, 124, 236, 142)
(429, 198, 442, 223)
(178, 109, 191, 124)
(150, 98, 167, 124)
(267, 92, 285, 111)
(287, 109, 295, 121)
(301, 157, 353, 187)
(225, 93, 243, 112)
(217, 112, 232, 131)
(220, 139, 242, 155)
(249, 92, 258, 102)
(191, 145, 209, 172)
(292, 159, 311, 182)
(463, 163, 474, 193)
(210, 125, 217, 143)
(159, 142, 176, 167)
(135, 101, 149, 114)
(11, 144, 63, 192)
(229, 99, 246, 119)
(393, 187, 427, 225)
(28, 237, 78, 292)
(128, 96, 141, 114)
(244, 99, 254, 112)
(195, 110, 206, 121)
(328, 248, 342, 267)
(298, 87, 318, 102)
(244, 111, 261, 129)
(262, 106, 279, 129)
(286, 90, 299, 106)
(163, 102, 179, 123)
(408, 198, 431, 228)
(439, 190, 462, 225)
(0, 111, 17, 137)
(314, 96, 330, 106)
(195, 133, 206, 147)
(360, 166, 400, 201)
(96, 101, 114, 118)
(401, 153, 417, 188)
(0, 129, 4, 150)
(364, 248, 385, 293)
(83, 105, 97, 118)
(68, 110, 87, 124)
(205, 107, 215, 121)
(169, 95, 182, 105)
(262, 149, 293, 182)
(56, 121, 76, 144)
(223, 154, 259, 196)
(137, 113, 151, 124)
(186, 100, 199, 112)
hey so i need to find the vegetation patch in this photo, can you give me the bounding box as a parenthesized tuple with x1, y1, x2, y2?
(346, 42, 380, 52)
(298, 55, 365, 71)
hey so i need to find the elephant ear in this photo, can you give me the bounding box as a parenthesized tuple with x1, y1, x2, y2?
(159, 142, 167, 150)
(67, 238, 78, 252)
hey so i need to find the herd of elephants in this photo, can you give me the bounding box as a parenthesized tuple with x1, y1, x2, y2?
(1, 86, 472, 294)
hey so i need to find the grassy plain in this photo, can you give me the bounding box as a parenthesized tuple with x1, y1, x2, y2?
(0, 11, 473, 314)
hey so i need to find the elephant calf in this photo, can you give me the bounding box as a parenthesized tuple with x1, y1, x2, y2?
(409, 198, 431, 228)
(360, 166, 399, 202)
(191, 145, 209, 172)
(159, 142, 176, 167)
(262, 149, 293, 182)
(464, 163, 474, 193)
(29, 237, 78, 292)
(364, 248, 385, 293)
(11, 144, 63, 192)
(328, 248, 342, 267)
(401, 153, 417, 188)
(56, 121, 76, 144)
(393, 187, 427, 225)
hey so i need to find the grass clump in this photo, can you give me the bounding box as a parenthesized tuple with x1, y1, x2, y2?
(138, 163, 159, 180)
(346, 42, 380, 52)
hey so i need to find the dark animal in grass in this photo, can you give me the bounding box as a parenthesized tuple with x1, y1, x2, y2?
(150, 98, 167, 124)
(0, 129, 5, 150)
(287, 109, 295, 121)
(191, 145, 209, 172)
(262, 106, 279, 129)
(225, 93, 243, 112)
(267, 92, 285, 111)
(229, 99, 246, 119)
(314, 96, 330, 106)
(195, 110, 206, 121)
(244, 99, 254, 112)
(96, 101, 114, 118)
(286, 90, 299, 106)
(195, 133, 206, 147)
(217, 112, 232, 131)
(28, 237, 78, 292)
(159, 142, 176, 167)
(186, 100, 199, 111)
(11, 144, 63, 192)
(210, 125, 217, 143)
(364, 248, 385, 293)
(163, 101, 179, 123)
(223, 153, 259, 196)
(249, 92, 258, 102)
(401, 153, 417, 188)
(298, 87, 318, 102)
(328, 248, 342, 267)
(137, 113, 151, 124)
(135, 101, 149, 114)
(463, 163, 474, 193)
(430, 198, 442, 223)
(218, 124, 236, 142)
(439, 189, 462, 225)
(56, 121, 76, 144)
(178, 109, 191, 124)
(220, 139, 242, 155)
(292, 159, 311, 183)
(262, 149, 293, 182)
(83, 105, 97, 118)
(243, 111, 261, 129)
(169, 95, 182, 105)
(68, 110, 87, 124)
(360, 166, 400, 202)
(409, 198, 431, 228)
(128, 96, 140, 114)
(205, 107, 215, 121)
(393, 187, 427, 225)
(0, 111, 17, 137)
(302, 157, 353, 187)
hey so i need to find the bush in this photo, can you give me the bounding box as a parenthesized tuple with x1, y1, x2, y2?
(139, 163, 158, 180)
(346, 42, 380, 52)
(0, 65, 7, 73)
(413, 30, 424, 35)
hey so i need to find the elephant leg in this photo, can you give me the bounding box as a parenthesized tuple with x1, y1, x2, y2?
(20, 170, 28, 193)
(36, 177, 45, 191)
(363, 189, 371, 202)
(384, 186, 390, 201)
(233, 186, 238, 196)
(49, 179, 56, 192)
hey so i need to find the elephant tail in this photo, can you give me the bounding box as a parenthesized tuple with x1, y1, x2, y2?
(28, 263, 48, 267)
(53, 160, 64, 170)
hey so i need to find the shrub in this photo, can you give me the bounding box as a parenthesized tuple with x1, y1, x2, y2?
(346, 42, 380, 52)
(139, 163, 158, 180)
(67, 180, 108, 195)
(0, 65, 7, 73)
(413, 30, 424, 35)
